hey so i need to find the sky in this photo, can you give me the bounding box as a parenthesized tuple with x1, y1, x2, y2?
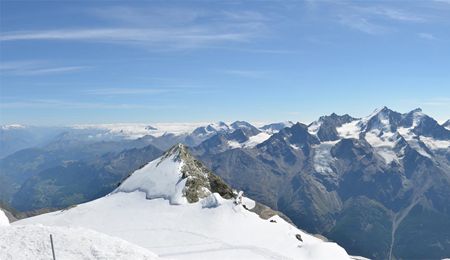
(1, 0, 450, 125)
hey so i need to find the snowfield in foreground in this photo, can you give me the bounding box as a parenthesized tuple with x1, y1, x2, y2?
(8, 145, 352, 260)
(0, 224, 160, 260)
(16, 192, 350, 260)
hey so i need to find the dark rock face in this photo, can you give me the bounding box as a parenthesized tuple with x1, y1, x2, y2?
(163, 144, 235, 203)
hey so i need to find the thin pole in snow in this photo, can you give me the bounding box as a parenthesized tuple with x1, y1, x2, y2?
(50, 234, 56, 260)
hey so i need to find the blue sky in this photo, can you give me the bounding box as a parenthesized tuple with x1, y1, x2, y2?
(1, 0, 449, 125)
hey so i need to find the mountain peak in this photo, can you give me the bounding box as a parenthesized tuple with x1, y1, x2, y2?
(116, 144, 234, 204)
(362, 106, 402, 133)
(162, 143, 189, 160)
(444, 119, 450, 128)
(369, 106, 394, 117)
(408, 107, 423, 114)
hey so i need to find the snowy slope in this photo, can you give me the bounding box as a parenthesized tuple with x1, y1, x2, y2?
(115, 151, 187, 204)
(228, 132, 272, 149)
(16, 192, 350, 260)
(0, 225, 160, 260)
(0, 209, 9, 227)
(15, 145, 352, 260)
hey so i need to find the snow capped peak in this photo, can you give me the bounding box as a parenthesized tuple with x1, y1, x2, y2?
(307, 113, 356, 142)
(191, 122, 230, 137)
(115, 144, 234, 204)
(409, 107, 423, 114)
(230, 120, 255, 130)
(206, 121, 229, 131)
(360, 106, 402, 133)
(366, 106, 392, 120)
(260, 121, 294, 134)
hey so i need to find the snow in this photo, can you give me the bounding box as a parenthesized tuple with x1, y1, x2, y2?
(115, 154, 187, 205)
(397, 127, 431, 158)
(227, 132, 272, 149)
(308, 121, 322, 136)
(0, 209, 9, 226)
(200, 193, 223, 208)
(227, 140, 242, 149)
(364, 131, 397, 148)
(364, 130, 399, 164)
(0, 224, 159, 260)
(260, 121, 294, 134)
(290, 144, 300, 150)
(336, 120, 361, 139)
(207, 122, 230, 132)
(242, 197, 256, 210)
(419, 136, 450, 150)
(16, 191, 351, 260)
(244, 132, 271, 147)
(312, 141, 338, 174)
(377, 150, 399, 164)
(409, 109, 426, 128)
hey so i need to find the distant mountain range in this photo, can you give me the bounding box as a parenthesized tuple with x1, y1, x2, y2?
(1, 107, 449, 259)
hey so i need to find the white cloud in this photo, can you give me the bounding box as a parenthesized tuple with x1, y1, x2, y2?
(338, 15, 388, 35)
(356, 6, 425, 22)
(220, 69, 268, 78)
(417, 32, 436, 40)
(0, 7, 269, 51)
(84, 87, 190, 96)
(334, 2, 427, 35)
(0, 28, 251, 48)
(0, 98, 174, 110)
(0, 61, 87, 76)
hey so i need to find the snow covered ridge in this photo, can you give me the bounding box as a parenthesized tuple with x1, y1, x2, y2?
(12, 145, 353, 260)
(115, 143, 235, 204)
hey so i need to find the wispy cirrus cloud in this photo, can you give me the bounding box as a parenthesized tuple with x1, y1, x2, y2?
(338, 15, 389, 35)
(0, 61, 87, 76)
(83, 87, 209, 96)
(418, 32, 437, 40)
(0, 98, 175, 110)
(0, 7, 269, 51)
(84, 88, 173, 96)
(220, 69, 269, 78)
(0, 28, 252, 48)
(420, 97, 450, 107)
(355, 6, 426, 23)
(333, 2, 427, 35)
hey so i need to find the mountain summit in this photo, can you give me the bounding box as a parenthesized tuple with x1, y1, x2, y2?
(116, 143, 234, 204)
